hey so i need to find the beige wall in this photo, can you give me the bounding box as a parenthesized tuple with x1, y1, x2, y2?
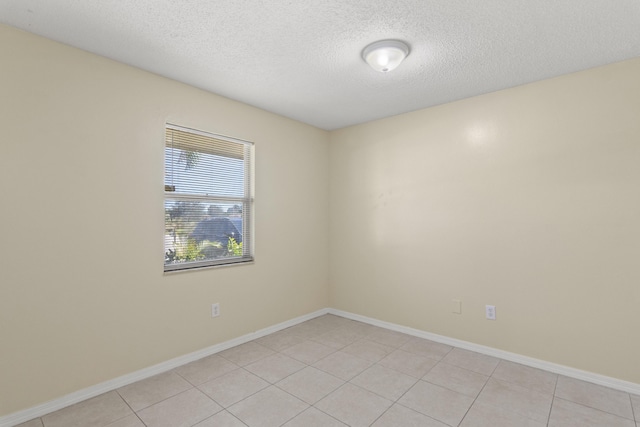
(0, 25, 329, 416)
(329, 58, 640, 384)
(2, 21, 639, 419)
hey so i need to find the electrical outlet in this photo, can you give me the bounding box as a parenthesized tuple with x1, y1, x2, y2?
(452, 299, 462, 314)
(211, 303, 220, 318)
(485, 305, 496, 320)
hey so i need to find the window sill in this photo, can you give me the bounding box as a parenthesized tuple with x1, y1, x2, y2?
(163, 259, 254, 275)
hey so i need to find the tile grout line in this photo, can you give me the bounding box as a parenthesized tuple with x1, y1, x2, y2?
(270, 319, 351, 426)
(384, 347, 444, 422)
(273, 402, 307, 427)
(271, 319, 394, 425)
(128, 371, 197, 412)
(198, 366, 268, 413)
(556, 376, 637, 421)
(455, 359, 556, 427)
(546, 371, 560, 426)
(489, 361, 559, 396)
(456, 370, 493, 427)
(280, 325, 478, 426)
(366, 404, 393, 426)
(307, 399, 349, 427)
(195, 331, 331, 425)
(112, 389, 148, 427)
(379, 358, 440, 424)
(553, 396, 636, 423)
(439, 348, 501, 427)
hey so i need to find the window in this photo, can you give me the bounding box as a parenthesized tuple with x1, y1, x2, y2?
(164, 124, 253, 271)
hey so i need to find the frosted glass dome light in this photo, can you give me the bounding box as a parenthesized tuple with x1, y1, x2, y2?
(362, 40, 410, 72)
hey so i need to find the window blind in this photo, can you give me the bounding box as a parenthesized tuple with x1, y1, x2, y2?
(164, 124, 253, 271)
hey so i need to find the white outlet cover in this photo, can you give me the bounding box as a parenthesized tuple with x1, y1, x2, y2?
(211, 303, 220, 318)
(452, 299, 462, 314)
(485, 305, 496, 320)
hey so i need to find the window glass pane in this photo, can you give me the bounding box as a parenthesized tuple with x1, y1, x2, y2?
(164, 124, 252, 271)
(165, 200, 245, 265)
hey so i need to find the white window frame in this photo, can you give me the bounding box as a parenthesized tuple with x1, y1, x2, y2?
(164, 123, 253, 272)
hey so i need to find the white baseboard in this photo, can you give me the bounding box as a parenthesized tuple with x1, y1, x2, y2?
(328, 308, 640, 396)
(3, 307, 638, 426)
(0, 308, 330, 427)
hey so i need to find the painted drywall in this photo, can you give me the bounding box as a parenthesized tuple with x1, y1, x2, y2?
(329, 58, 640, 383)
(0, 24, 329, 416)
(2, 20, 639, 420)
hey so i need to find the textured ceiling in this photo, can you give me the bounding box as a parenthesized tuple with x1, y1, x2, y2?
(2, 0, 640, 130)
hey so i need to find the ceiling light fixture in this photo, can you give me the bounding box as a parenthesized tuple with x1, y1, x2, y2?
(362, 40, 410, 73)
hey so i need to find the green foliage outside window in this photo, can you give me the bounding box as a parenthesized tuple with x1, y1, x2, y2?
(164, 237, 242, 264)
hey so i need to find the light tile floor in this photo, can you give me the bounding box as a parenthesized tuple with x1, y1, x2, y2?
(17, 315, 640, 427)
